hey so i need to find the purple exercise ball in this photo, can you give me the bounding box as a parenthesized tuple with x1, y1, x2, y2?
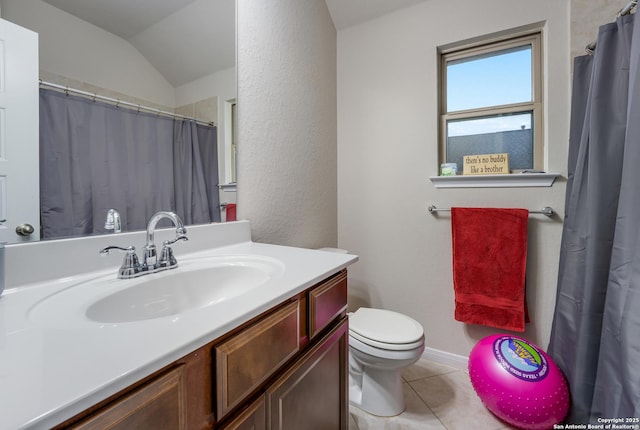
(468, 334, 569, 429)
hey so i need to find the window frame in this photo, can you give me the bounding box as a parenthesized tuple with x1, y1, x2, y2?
(231, 100, 238, 183)
(438, 31, 544, 172)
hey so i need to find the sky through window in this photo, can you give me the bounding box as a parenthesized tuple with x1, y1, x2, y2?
(446, 46, 532, 136)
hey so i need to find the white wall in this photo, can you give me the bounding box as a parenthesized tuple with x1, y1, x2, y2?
(236, 0, 338, 248)
(571, 0, 627, 59)
(0, 0, 176, 107)
(175, 67, 236, 108)
(337, 0, 570, 356)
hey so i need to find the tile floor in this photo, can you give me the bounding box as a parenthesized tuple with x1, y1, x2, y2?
(348, 358, 517, 430)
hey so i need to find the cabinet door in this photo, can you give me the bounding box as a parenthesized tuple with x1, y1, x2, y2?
(70, 365, 186, 430)
(266, 317, 348, 430)
(219, 396, 266, 430)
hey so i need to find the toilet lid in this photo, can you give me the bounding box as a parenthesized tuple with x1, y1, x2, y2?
(349, 308, 424, 345)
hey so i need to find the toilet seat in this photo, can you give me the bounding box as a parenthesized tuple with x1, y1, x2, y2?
(349, 333, 424, 360)
(349, 330, 425, 351)
(349, 308, 424, 351)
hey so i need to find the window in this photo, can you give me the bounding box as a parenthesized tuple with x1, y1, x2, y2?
(231, 101, 238, 183)
(439, 32, 543, 173)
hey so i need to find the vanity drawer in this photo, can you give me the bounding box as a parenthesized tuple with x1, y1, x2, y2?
(308, 270, 348, 339)
(68, 365, 187, 430)
(215, 300, 300, 419)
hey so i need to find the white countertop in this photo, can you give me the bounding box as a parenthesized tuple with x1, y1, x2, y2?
(0, 223, 357, 429)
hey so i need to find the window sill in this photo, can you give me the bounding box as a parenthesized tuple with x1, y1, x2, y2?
(218, 183, 237, 192)
(429, 172, 561, 188)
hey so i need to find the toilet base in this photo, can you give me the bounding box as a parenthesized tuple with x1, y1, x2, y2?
(349, 367, 405, 416)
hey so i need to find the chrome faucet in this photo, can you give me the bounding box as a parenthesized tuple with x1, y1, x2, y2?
(99, 211, 188, 279)
(143, 211, 188, 269)
(104, 209, 122, 233)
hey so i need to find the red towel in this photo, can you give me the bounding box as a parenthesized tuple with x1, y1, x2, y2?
(226, 203, 237, 222)
(451, 207, 529, 332)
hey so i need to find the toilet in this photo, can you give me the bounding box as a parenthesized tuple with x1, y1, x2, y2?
(315, 248, 425, 416)
(348, 307, 425, 417)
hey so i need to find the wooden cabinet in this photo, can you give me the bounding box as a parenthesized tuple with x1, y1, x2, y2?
(68, 366, 187, 430)
(54, 270, 349, 430)
(308, 270, 347, 339)
(215, 300, 300, 419)
(266, 317, 348, 430)
(218, 397, 266, 430)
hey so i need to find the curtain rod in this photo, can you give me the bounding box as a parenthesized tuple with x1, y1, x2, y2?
(585, 0, 638, 54)
(39, 80, 215, 127)
(427, 205, 554, 217)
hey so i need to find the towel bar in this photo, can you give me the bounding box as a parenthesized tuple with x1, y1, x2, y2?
(427, 205, 554, 217)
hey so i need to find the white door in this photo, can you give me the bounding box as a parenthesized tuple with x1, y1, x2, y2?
(0, 19, 39, 242)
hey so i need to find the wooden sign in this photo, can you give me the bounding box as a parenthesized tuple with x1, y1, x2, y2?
(463, 153, 509, 175)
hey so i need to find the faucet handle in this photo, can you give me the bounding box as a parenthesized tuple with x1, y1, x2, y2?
(157, 236, 188, 268)
(159, 243, 177, 268)
(163, 234, 188, 247)
(99, 245, 142, 279)
(99, 245, 135, 255)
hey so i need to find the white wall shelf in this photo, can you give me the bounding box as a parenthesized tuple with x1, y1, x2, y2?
(429, 172, 561, 188)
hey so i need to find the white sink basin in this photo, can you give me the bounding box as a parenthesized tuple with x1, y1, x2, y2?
(29, 255, 285, 326)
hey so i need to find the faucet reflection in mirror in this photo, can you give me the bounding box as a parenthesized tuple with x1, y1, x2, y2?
(100, 211, 188, 279)
(104, 209, 122, 233)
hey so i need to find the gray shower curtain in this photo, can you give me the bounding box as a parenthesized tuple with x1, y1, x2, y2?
(548, 13, 640, 423)
(39, 88, 220, 239)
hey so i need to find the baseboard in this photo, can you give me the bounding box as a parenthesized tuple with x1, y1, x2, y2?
(421, 347, 468, 371)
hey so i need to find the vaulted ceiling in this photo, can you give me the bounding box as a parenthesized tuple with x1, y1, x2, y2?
(41, 0, 235, 87)
(40, 0, 426, 87)
(325, 0, 426, 30)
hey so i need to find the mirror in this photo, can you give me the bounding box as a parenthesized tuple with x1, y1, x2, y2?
(0, 0, 237, 243)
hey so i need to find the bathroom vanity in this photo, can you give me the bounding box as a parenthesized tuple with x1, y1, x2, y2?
(0, 221, 357, 429)
(55, 270, 348, 429)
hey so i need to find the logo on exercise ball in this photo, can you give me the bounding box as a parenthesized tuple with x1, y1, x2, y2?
(492, 336, 549, 382)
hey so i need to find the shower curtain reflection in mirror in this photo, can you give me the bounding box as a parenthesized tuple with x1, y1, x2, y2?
(39, 88, 221, 240)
